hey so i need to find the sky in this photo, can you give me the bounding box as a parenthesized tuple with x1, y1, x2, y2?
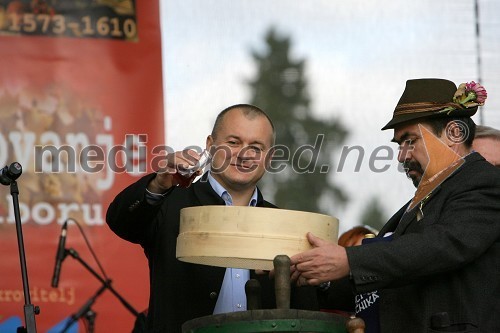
(159, 0, 500, 233)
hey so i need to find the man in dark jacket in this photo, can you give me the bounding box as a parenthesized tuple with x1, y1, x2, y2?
(291, 79, 500, 332)
(107, 104, 318, 333)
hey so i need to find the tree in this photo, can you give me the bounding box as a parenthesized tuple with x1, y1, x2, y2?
(247, 27, 348, 214)
(359, 197, 387, 232)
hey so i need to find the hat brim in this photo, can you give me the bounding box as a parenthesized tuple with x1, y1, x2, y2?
(381, 106, 478, 130)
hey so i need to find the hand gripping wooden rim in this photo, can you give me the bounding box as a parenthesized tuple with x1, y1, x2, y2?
(176, 206, 339, 270)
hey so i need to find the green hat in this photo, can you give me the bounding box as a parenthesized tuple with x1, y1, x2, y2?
(382, 78, 487, 130)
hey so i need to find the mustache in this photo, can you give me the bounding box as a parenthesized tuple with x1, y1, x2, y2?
(402, 160, 424, 174)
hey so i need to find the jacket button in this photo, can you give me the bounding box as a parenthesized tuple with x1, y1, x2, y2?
(128, 200, 141, 211)
(209, 292, 218, 299)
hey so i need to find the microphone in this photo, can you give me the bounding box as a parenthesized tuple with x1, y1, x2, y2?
(51, 221, 68, 288)
(0, 162, 22, 185)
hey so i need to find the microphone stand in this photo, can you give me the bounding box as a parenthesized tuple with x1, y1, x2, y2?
(61, 284, 106, 333)
(84, 309, 96, 333)
(60, 247, 139, 332)
(7, 179, 40, 333)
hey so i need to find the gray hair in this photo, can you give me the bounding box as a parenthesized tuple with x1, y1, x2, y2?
(475, 125, 500, 141)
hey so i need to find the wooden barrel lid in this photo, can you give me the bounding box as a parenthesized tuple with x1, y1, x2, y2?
(176, 206, 339, 270)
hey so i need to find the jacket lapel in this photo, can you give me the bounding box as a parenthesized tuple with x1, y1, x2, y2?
(394, 207, 418, 236)
(193, 173, 226, 205)
(395, 185, 442, 235)
(379, 203, 409, 236)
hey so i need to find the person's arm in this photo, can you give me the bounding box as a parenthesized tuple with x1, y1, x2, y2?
(348, 172, 500, 293)
(105, 150, 202, 244)
(291, 164, 500, 293)
(106, 173, 167, 244)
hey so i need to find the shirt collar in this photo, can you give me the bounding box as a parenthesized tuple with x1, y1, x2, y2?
(207, 172, 258, 207)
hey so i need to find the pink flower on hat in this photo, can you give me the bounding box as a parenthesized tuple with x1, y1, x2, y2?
(453, 81, 487, 108)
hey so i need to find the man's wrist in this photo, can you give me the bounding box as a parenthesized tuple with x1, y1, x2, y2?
(147, 175, 172, 194)
(145, 187, 169, 197)
(145, 178, 176, 204)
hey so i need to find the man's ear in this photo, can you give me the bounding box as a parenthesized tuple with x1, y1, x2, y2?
(206, 135, 214, 151)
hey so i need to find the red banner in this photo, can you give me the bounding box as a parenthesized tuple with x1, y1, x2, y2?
(0, 1, 163, 331)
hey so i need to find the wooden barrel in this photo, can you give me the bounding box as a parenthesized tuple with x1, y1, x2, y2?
(182, 309, 348, 333)
(176, 206, 339, 270)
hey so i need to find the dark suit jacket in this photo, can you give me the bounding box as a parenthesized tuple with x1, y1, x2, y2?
(106, 173, 318, 333)
(346, 153, 500, 332)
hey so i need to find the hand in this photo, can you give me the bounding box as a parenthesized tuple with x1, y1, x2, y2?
(290, 232, 350, 286)
(148, 150, 203, 192)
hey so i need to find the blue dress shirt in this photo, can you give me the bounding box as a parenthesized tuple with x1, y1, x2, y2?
(208, 172, 258, 314)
